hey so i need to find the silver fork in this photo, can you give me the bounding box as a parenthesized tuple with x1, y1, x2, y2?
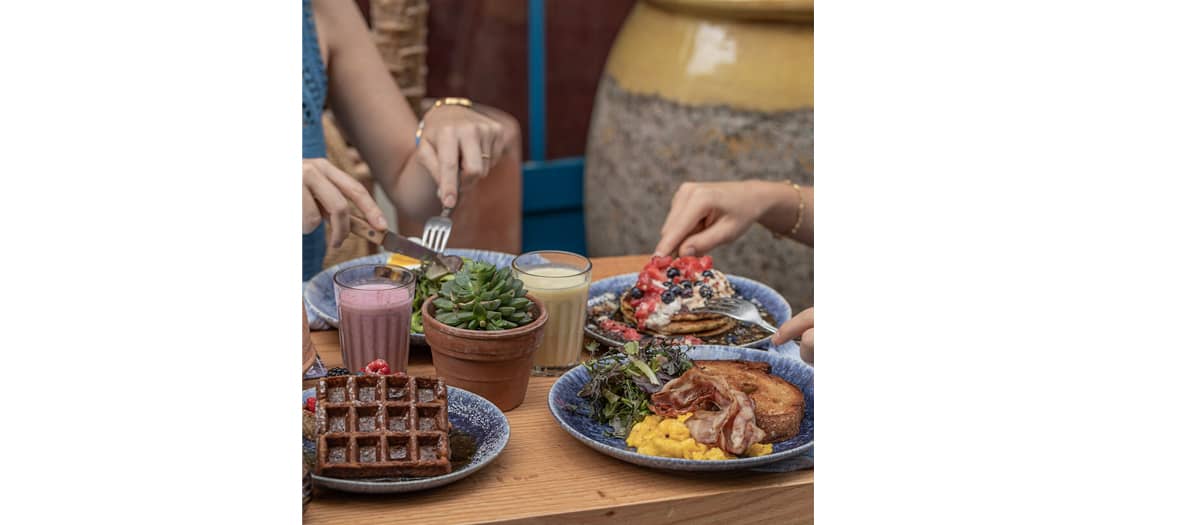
(697, 297, 779, 334)
(422, 206, 453, 253)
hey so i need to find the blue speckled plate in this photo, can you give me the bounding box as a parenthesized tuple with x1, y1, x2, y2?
(585, 273, 800, 357)
(302, 385, 510, 494)
(548, 345, 813, 472)
(303, 249, 516, 344)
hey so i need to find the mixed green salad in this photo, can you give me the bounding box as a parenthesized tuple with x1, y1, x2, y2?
(410, 257, 473, 334)
(577, 340, 694, 437)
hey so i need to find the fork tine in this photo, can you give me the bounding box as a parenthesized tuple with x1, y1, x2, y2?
(425, 225, 441, 251)
(421, 228, 433, 251)
(437, 227, 452, 252)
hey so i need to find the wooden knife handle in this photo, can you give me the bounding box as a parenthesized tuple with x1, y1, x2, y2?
(349, 215, 385, 245)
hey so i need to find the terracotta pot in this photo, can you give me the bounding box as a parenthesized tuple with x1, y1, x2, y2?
(421, 294, 549, 411)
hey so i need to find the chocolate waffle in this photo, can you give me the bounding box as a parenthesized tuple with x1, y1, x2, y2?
(314, 374, 452, 478)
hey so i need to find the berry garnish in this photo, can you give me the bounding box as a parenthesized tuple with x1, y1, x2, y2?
(701, 269, 714, 278)
(629, 287, 643, 299)
(660, 290, 676, 304)
(326, 367, 351, 377)
(305, 397, 316, 413)
(699, 285, 714, 299)
(681, 287, 693, 298)
(666, 267, 680, 278)
(364, 358, 392, 375)
(662, 280, 674, 288)
(693, 280, 703, 287)
(681, 281, 693, 288)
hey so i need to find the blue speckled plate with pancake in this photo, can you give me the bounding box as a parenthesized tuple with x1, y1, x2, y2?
(585, 273, 800, 358)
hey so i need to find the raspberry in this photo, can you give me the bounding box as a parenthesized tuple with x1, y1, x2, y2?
(305, 397, 316, 413)
(364, 358, 392, 375)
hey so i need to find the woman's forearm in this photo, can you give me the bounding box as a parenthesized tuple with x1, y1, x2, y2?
(384, 160, 442, 222)
(757, 181, 814, 247)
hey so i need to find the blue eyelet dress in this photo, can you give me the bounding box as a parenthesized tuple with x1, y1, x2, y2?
(303, 0, 328, 281)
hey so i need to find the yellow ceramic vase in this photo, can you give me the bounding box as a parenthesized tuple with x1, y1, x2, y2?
(605, 0, 812, 112)
(584, 0, 815, 312)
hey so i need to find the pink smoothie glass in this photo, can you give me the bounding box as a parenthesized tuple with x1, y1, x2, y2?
(332, 264, 416, 373)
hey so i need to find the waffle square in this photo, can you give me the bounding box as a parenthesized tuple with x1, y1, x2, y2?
(314, 374, 452, 478)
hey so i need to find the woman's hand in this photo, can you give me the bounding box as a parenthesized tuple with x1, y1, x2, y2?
(654, 181, 785, 257)
(772, 307, 814, 364)
(414, 105, 507, 209)
(303, 158, 388, 248)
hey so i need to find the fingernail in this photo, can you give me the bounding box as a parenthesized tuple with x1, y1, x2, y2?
(444, 195, 456, 208)
(376, 217, 389, 229)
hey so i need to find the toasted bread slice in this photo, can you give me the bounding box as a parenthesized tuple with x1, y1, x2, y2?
(694, 360, 805, 442)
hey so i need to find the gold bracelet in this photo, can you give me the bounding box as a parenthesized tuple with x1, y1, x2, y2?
(415, 97, 474, 147)
(788, 182, 806, 236)
(771, 181, 807, 239)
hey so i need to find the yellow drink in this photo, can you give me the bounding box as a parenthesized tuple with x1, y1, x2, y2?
(512, 252, 592, 375)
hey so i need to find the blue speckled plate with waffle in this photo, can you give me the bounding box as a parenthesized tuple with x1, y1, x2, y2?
(302, 385, 510, 494)
(548, 345, 814, 472)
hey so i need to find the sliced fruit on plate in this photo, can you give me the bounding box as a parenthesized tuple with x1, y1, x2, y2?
(386, 253, 422, 269)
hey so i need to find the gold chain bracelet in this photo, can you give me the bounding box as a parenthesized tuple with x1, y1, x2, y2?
(415, 97, 474, 147)
(788, 182, 806, 236)
(772, 181, 807, 239)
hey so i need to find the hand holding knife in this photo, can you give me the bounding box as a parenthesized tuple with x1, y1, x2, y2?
(347, 216, 463, 274)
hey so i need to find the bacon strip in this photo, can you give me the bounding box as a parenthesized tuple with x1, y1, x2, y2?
(649, 368, 766, 455)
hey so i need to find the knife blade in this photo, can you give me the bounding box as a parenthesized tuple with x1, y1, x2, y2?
(348, 216, 461, 272)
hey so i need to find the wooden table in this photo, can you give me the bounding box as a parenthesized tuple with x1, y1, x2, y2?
(303, 255, 814, 524)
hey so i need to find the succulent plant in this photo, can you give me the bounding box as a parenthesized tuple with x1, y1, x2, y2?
(432, 262, 535, 330)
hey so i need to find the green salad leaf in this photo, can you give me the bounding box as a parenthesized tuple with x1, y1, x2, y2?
(576, 341, 694, 437)
(410, 257, 473, 333)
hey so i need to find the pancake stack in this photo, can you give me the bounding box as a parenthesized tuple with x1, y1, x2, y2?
(619, 295, 736, 337)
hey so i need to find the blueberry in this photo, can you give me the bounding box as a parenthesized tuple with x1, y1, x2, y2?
(629, 287, 643, 299)
(701, 269, 714, 278)
(660, 290, 676, 304)
(663, 281, 674, 288)
(693, 280, 703, 287)
(666, 267, 680, 278)
(681, 281, 693, 289)
(681, 287, 693, 298)
(699, 286, 714, 299)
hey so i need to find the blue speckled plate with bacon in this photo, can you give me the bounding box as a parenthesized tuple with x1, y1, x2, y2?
(549, 345, 813, 472)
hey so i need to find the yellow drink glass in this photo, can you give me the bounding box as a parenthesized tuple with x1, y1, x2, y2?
(511, 251, 592, 376)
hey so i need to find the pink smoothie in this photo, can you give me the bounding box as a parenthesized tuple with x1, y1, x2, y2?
(337, 283, 413, 373)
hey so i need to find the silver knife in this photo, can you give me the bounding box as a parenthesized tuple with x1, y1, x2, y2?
(348, 216, 463, 274)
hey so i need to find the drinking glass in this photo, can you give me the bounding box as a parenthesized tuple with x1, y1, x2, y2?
(332, 264, 416, 373)
(511, 251, 592, 376)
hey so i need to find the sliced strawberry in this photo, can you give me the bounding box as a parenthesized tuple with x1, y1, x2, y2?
(305, 397, 316, 413)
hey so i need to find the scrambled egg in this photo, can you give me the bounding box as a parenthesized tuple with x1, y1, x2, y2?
(626, 414, 773, 460)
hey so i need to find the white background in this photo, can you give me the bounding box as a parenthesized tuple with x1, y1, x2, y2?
(2, 0, 1179, 523)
